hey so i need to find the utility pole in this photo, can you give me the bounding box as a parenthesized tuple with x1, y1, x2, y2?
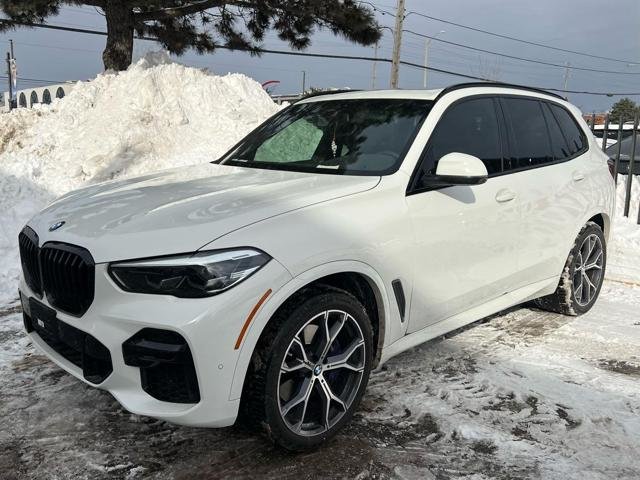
(423, 38, 430, 89)
(371, 42, 379, 89)
(301, 70, 306, 93)
(563, 62, 571, 95)
(6, 52, 13, 111)
(389, 0, 405, 88)
(6, 39, 16, 110)
(423, 30, 445, 89)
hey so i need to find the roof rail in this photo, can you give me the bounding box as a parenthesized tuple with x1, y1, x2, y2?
(435, 82, 566, 101)
(297, 89, 362, 102)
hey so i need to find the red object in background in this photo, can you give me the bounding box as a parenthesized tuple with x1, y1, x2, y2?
(261, 80, 280, 90)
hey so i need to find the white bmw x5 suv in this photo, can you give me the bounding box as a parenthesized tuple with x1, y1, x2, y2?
(19, 83, 614, 450)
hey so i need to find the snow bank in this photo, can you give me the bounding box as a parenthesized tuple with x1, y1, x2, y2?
(609, 175, 640, 282)
(0, 52, 280, 303)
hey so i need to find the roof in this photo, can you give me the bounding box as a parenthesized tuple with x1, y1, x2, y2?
(296, 82, 565, 104)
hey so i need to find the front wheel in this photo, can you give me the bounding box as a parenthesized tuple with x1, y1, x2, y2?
(242, 287, 373, 451)
(535, 221, 606, 315)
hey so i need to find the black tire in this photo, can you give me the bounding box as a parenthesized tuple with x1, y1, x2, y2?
(535, 221, 606, 315)
(240, 286, 373, 451)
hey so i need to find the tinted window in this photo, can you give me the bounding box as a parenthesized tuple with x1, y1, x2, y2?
(502, 98, 553, 170)
(222, 99, 431, 176)
(418, 97, 502, 180)
(549, 103, 586, 156)
(542, 103, 571, 160)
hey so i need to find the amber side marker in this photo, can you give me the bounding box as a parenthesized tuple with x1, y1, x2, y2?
(234, 289, 272, 350)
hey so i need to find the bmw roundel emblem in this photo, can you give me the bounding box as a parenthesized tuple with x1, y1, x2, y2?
(49, 221, 66, 232)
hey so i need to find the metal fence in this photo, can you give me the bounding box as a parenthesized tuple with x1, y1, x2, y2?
(588, 113, 639, 225)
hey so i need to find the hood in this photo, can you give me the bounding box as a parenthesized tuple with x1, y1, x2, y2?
(29, 163, 380, 263)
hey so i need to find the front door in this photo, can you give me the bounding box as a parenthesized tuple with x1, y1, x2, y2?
(405, 96, 521, 333)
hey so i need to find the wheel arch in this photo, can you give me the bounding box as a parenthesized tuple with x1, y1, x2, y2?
(282, 271, 386, 368)
(551, 210, 611, 283)
(229, 261, 391, 401)
(587, 212, 609, 243)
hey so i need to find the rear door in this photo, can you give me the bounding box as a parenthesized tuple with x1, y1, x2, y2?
(499, 96, 589, 285)
(405, 96, 521, 333)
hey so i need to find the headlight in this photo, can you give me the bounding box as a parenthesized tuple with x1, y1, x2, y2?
(109, 249, 271, 298)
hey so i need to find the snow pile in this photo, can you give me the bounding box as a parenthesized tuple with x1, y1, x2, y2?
(608, 175, 640, 282)
(0, 52, 280, 303)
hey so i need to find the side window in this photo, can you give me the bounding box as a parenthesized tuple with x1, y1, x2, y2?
(418, 97, 502, 183)
(548, 103, 586, 156)
(501, 98, 553, 170)
(542, 102, 571, 161)
(254, 118, 323, 163)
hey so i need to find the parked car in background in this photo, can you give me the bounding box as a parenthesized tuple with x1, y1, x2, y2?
(18, 83, 615, 451)
(606, 134, 640, 175)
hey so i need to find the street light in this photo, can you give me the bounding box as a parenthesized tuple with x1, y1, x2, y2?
(423, 30, 445, 89)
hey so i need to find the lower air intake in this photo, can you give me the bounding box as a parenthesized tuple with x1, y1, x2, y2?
(122, 328, 200, 404)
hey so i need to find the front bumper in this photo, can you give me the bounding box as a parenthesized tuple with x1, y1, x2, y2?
(20, 259, 291, 427)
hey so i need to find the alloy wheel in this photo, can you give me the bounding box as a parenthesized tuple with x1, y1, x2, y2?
(277, 309, 366, 436)
(572, 233, 604, 306)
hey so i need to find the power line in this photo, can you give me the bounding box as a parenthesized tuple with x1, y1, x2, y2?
(404, 11, 640, 66)
(359, 1, 640, 65)
(0, 74, 67, 84)
(4, 39, 101, 54)
(1, 19, 639, 96)
(403, 29, 640, 76)
(357, 0, 396, 17)
(65, 6, 103, 17)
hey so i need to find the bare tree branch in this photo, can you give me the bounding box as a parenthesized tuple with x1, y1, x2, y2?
(135, 0, 231, 21)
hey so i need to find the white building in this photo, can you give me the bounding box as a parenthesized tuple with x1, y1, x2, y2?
(2, 83, 74, 111)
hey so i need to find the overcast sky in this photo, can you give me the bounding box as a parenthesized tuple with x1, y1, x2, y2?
(1, 0, 639, 112)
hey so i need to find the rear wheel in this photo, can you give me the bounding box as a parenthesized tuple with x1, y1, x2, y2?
(535, 221, 606, 315)
(241, 287, 373, 451)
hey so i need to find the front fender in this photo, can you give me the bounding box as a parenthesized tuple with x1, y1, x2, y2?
(228, 260, 393, 401)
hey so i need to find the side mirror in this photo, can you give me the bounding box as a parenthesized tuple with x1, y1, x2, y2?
(424, 152, 488, 187)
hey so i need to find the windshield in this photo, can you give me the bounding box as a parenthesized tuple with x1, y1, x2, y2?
(220, 99, 432, 175)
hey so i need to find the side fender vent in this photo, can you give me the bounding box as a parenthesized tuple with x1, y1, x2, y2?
(392, 279, 406, 322)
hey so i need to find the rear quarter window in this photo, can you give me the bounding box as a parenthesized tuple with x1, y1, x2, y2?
(548, 103, 587, 156)
(541, 103, 572, 161)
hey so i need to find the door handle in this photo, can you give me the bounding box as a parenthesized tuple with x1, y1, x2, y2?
(572, 170, 585, 182)
(495, 189, 517, 203)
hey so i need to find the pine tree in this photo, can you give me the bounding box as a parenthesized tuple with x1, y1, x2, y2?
(609, 98, 639, 123)
(0, 1, 381, 71)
